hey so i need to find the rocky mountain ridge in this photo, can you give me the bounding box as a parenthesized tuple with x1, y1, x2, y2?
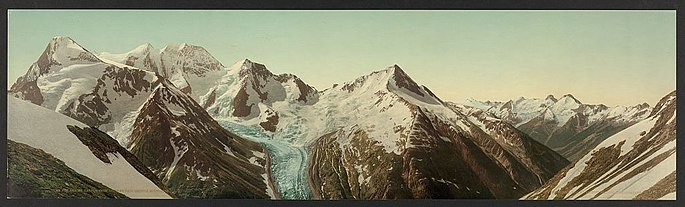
(128, 80, 277, 198)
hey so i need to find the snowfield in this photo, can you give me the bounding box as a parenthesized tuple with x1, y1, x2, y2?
(7, 96, 171, 199)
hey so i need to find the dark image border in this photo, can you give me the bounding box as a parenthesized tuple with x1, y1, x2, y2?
(0, 1, 681, 207)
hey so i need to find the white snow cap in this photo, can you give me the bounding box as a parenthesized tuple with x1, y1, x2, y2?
(559, 94, 581, 104)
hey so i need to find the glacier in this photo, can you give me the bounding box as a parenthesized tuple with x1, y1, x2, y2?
(218, 120, 312, 199)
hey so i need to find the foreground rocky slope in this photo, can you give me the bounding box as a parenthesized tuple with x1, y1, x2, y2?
(461, 95, 651, 161)
(8, 140, 127, 198)
(523, 91, 676, 200)
(128, 80, 277, 198)
(7, 96, 172, 198)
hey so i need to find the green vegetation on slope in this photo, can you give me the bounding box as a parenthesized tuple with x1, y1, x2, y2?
(7, 140, 127, 198)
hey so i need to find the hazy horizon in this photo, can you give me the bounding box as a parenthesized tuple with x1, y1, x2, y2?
(7, 10, 675, 106)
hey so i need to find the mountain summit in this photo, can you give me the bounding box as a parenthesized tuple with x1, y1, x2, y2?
(9, 36, 162, 145)
(305, 65, 568, 199)
(337, 64, 443, 106)
(200, 59, 319, 132)
(9, 36, 104, 105)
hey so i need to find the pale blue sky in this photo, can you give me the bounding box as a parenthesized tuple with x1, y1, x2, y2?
(7, 10, 675, 106)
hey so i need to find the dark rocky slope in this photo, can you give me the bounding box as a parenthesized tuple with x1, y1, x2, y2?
(7, 140, 127, 198)
(128, 80, 275, 198)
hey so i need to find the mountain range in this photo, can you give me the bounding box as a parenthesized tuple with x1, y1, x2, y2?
(8, 37, 275, 199)
(7, 36, 675, 200)
(460, 95, 651, 161)
(523, 91, 675, 199)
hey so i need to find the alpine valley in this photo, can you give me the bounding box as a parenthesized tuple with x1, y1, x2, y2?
(7, 36, 676, 200)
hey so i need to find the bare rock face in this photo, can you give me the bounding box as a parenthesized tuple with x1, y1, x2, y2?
(231, 87, 254, 117)
(391, 65, 424, 97)
(202, 88, 218, 109)
(9, 76, 44, 105)
(309, 130, 416, 199)
(259, 109, 279, 132)
(523, 91, 676, 200)
(63, 66, 160, 127)
(128, 80, 275, 199)
(310, 107, 568, 199)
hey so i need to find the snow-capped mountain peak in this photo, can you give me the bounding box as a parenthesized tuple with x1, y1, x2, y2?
(388, 64, 424, 95)
(328, 64, 442, 106)
(50, 36, 82, 49)
(545, 94, 558, 102)
(559, 94, 581, 104)
(131, 43, 154, 55)
(388, 65, 444, 105)
(201, 59, 319, 132)
(227, 58, 250, 71)
(38, 36, 102, 72)
(636, 102, 650, 110)
(160, 42, 208, 55)
(146, 80, 197, 115)
(463, 98, 500, 110)
(307, 64, 570, 199)
(97, 41, 226, 100)
(50, 36, 89, 53)
(231, 58, 274, 78)
(549, 94, 582, 119)
(98, 43, 156, 71)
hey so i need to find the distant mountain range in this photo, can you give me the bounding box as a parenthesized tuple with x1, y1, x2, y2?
(523, 91, 675, 200)
(7, 36, 675, 200)
(459, 94, 651, 161)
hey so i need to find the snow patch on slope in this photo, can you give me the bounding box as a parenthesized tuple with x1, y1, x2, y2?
(7, 96, 171, 199)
